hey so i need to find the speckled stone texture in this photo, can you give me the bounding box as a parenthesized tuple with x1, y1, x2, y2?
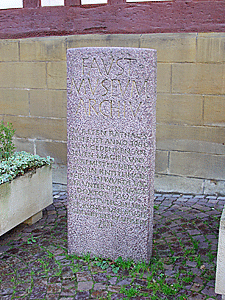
(67, 47, 157, 262)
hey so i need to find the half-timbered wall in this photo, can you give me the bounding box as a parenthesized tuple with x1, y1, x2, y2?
(0, 2, 224, 194)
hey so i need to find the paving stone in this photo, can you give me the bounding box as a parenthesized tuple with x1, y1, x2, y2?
(111, 293, 127, 299)
(209, 200, 218, 204)
(191, 283, 203, 292)
(0, 246, 11, 254)
(77, 281, 93, 291)
(164, 270, 176, 276)
(29, 286, 47, 299)
(108, 276, 118, 285)
(164, 264, 173, 270)
(186, 260, 197, 267)
(45, 294, 60, 300)
(201, 286, 219, 297)
(177, 197, 188, 202)
(62, 280, 75, 289)
(74, 291, 90, 299)
(108, 285, 121, 293)
(132, 279, 148, 287)
(15, 282, 31, 291)
(92, 272, 108, 282)
(155, 196, 165, 201)
(76, 271, 92, 282)
(131, 297, 149, 300)
(199, 242, 209, 248)
(61, 266, 74, 279)
(0, 288, 14, 296)
(90, 266, 104, 273)
(47, 283, 62, 293)
(194, 276, 204, 285)
(188, 293, 206, 300)
(187, 229, 201, 235)
(49, 276, 61, 283)
(183, 283, 192, 291)
(60, 288, 75, 296)
(117, 278, 132, 285)
(93, 283, 106, 290)
(164, 277, 177, 285)
(191, 268, 202, 276)
(91, 290, 108, 298)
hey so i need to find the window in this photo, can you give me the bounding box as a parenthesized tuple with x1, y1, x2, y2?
(81, 0, 107, 4)
(0, 0, 23, 9)
(41, 0, 64, 6)
(126, 0, 170, 2)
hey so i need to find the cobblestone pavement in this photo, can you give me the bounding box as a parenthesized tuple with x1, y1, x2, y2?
(0, 190, 224, 300)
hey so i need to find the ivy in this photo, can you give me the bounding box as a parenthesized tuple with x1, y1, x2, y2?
(0, 151, 54, 185)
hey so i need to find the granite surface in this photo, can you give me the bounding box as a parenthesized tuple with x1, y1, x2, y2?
(67, 47, 157, 262)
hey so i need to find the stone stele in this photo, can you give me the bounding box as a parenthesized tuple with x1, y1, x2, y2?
(67, 47, 157, 262)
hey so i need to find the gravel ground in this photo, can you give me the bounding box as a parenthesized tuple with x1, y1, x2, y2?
(0, 189, 224, 300)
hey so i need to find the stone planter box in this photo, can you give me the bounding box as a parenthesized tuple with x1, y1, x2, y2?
(216, 205, 225, 299)
(0, 165, 52, 236)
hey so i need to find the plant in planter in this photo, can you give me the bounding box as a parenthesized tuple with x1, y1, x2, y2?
(0, 120, 15, 161)
(0, 121, 54, 236)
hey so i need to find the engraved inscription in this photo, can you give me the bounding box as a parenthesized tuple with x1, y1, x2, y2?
(68, 55, 152, 119)
(69, 128, 152, 228)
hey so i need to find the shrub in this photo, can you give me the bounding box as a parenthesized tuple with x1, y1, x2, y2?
(0, 121, 15, 161)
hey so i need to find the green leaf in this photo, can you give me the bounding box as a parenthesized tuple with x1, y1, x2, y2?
(0, 151, 54, 185)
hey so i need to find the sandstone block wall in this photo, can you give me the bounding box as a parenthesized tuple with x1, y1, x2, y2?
(0, 33, 224, 194)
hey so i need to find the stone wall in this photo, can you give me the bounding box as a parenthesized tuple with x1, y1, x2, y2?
(0, 33, 224, 194)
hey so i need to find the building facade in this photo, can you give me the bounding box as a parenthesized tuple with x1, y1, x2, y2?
(0, 0, 225, 194)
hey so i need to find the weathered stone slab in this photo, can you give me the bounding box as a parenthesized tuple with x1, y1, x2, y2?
(67, 47, 157, 262)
